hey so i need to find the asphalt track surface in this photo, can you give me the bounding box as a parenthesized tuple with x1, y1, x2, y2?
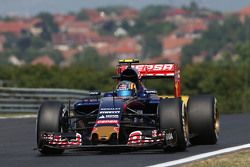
(0, 113, 250, 167)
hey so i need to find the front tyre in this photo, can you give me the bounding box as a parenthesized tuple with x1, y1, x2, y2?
(159, 98, 188, 151)
(36, 101, 66, 155)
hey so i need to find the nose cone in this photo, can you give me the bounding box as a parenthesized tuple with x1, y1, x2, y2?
(91, 126, 119, 142)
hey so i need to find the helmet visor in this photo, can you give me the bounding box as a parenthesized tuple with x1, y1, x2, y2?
(117, 90, 133, 97)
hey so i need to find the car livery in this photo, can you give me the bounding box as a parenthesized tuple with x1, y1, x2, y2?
(36, 59, 219, 154)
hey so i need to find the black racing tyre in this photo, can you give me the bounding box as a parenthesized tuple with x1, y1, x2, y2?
(36, 101, 65, 155)
(159, 98, 188, 151)
(187, 95, 219, 145)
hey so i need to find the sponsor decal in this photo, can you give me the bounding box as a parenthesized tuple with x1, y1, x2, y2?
(89, 91, 101, 96)
(133, 64, 174, 72)
(127, 131, 142, 145)
(136, 110, 143, 115)
(46, 133, 82, 146)
(96, 120, 119, 124)
(121, 64, 174, 72)
(127, 130, 165, 145)
(152, 130, 157, 138)
(98, 114, 119, 119)
(105, 115, 119, 119)
(100, 107, 121, 111)
(83, 99, 98, 102)
(165, 132, 174, 140)
(99, 115, 105, 119)
(99, 111, 120, 114)
(120, 64, 175, 78)
(145, 90, 157, 94)
(118, 83, 128, 90)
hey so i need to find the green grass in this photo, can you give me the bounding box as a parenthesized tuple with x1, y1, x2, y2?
(184, 149, 250, 167)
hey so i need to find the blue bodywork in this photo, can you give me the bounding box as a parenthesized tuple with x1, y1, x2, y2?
(74, 89, 160, 115)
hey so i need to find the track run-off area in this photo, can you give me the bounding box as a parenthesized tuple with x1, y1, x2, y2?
(0, 113, 249, 167)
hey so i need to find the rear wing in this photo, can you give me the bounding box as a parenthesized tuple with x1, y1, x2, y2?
(116, 62, 181, 97)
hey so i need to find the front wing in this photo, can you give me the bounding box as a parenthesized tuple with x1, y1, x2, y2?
(39, 129, 177, 151)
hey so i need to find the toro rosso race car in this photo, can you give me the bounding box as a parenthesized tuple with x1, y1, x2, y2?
(36, 59, 219, 154)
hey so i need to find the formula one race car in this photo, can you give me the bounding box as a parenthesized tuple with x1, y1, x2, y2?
(36, 59, 219, 154)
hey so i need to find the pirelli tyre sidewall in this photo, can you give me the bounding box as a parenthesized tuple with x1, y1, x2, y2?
(159, 98, 188, 151)
(36, 101, 65, 154)
(188, 95, 219, 145)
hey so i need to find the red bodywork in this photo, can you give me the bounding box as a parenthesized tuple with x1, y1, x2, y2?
(116, 63, 181, 97)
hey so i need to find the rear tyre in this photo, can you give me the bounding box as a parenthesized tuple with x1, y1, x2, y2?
(188, 95, 219, 145)
(159, 98, 188, 151)
(36, 101, 66, 155)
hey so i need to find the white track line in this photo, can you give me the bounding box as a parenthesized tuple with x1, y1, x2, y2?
(147, 144, 250, 167)
(0, 115, 37, 119)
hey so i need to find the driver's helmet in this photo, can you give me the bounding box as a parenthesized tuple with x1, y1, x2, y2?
(116, 81, 137, 97)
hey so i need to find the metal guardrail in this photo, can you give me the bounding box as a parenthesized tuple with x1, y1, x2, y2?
(0, 87, 90, 113)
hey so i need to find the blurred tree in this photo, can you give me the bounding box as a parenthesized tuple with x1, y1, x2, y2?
(182, 16, 248, 65)
(97, 6, 127, 15)
(189, 1, 199, 11)
(74, 47, 110, 70)
(235, 42, 250, 112)
(22, 48, 40, 62)
(124, 20, 175, 36)
(76, 10, 89, 20)
(37, 12, 59, 33)
(142, 35, 162, 59)
(17, 36, 31, 51)
(98, 20, 116, 35)
(0, 53, 10, 65)
(30, 37, 46, 49)
(3, 32, 18, 49)
(44, 50, 63, 64)
(236, 41, 250, 63)
(37, 12, 59, 41)
(139, 5, 169, 21)
(0, 59, 249, 114)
